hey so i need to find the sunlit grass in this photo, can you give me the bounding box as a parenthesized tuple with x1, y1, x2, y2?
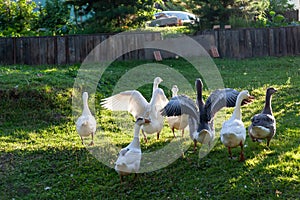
(0, 56, 299, 199)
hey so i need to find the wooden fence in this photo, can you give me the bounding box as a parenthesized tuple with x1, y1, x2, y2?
(0, 27, 300, 65)
(201, 26, 300, 59)
(0, 32, 162, 65)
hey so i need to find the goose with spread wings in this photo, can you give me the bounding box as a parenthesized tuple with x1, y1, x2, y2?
(161, 78, 254, 151)
(101, 77, 168, 142)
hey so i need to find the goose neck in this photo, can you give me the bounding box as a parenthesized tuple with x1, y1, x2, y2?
(263, 93, 273, 114)
(153, 81, 160, 92)
(172, 91, 178, 97)
(231, 96, 244, 120)
(82, 97, 92, 115)
(196, 81, 204, 108)
(130, 125, 141, 148)
(134, 124, 142, 138)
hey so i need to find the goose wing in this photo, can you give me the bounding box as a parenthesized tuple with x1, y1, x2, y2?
(160, 95, 199, 122)
(251, 113, 275, 128)
(101, 90, 148, 118)
(204, 88, 240, 121)
(115, 152, 141, 169)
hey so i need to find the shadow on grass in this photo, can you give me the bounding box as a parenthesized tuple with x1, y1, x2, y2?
(0, 88, 72, 135)
(0, 147, 120, 199)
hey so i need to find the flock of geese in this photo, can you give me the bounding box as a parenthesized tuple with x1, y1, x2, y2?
(76, 77, 277, 182)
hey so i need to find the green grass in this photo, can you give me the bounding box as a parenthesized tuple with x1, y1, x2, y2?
(0, 56, 300, 199)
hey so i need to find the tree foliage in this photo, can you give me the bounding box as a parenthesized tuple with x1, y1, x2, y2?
(0, 0, 38, 36)
(158, 0, 188, 11)
(0, 0, 297, 37)
(269, 0, 295, 14)
(36, 0, 71, 35)
(190, 0, 296, 29)
(191, 0, 237, 29)
(67, 0, 160, 33)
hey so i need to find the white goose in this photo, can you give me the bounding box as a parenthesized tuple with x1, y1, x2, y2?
(220, 90, 253, 161)
(115, 117, 150, 182)
(248, 87, 277, 147)
(76, 92, 97, 146)
(166, 85, 189, 137)
(101, 77, 168, 142)
(161, 79, 254, 152)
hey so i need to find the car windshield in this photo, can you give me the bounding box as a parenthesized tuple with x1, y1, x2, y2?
(168, 13, 189, 20)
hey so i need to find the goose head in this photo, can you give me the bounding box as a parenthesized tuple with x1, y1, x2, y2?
(153, 77, 163, 88)
(82, 92, 88, 100)
(267, 87, 277, 96)
(262, 87, 277, 115)
(240, 90, 255, 105)
(171, 85, 179, 97)
(238, 90, 253, 104)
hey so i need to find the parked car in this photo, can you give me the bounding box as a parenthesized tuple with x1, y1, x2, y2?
(154, 11, 199, 25)
(149, 14, 178, 27)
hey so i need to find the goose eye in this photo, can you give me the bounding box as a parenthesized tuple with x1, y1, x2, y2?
(126, 148, 130, 151)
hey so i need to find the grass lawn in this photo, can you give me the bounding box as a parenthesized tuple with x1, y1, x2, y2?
(0, 56, 299, 199)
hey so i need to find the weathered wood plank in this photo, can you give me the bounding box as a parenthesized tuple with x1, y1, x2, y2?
(285, 27, 293, 55)
(30, 37, 40, 65)
(74, 36, 81, 63)
(262, 28, 269, 57)
(87, 35, 94, 57)
(244, 29, 253, 58)
(218, 30, 226, 58)
(279, 28, 287, 56)
(57, 36, 66, 65)
(225, 30, 232, 58)
(253, 29, 264, 57)
(296, 27, 300, 54)
(93, 35, 101, 62)
(231, 30, 239, 58)
(238, 29, 246, 59)
(0, 38, 7, 64)
(6, 38, 14, 65)
(291, 27, 298, 55)
(22, 37, 31, 65)
(79, 36, 87, 62)
(273, 28, 280, 56)
(268, 28, 275, 56)
(39, 37, 47, 65)
(15, 38, 22, 64)
(67, 36, 76, 64)
(47, 37, 56, 64)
